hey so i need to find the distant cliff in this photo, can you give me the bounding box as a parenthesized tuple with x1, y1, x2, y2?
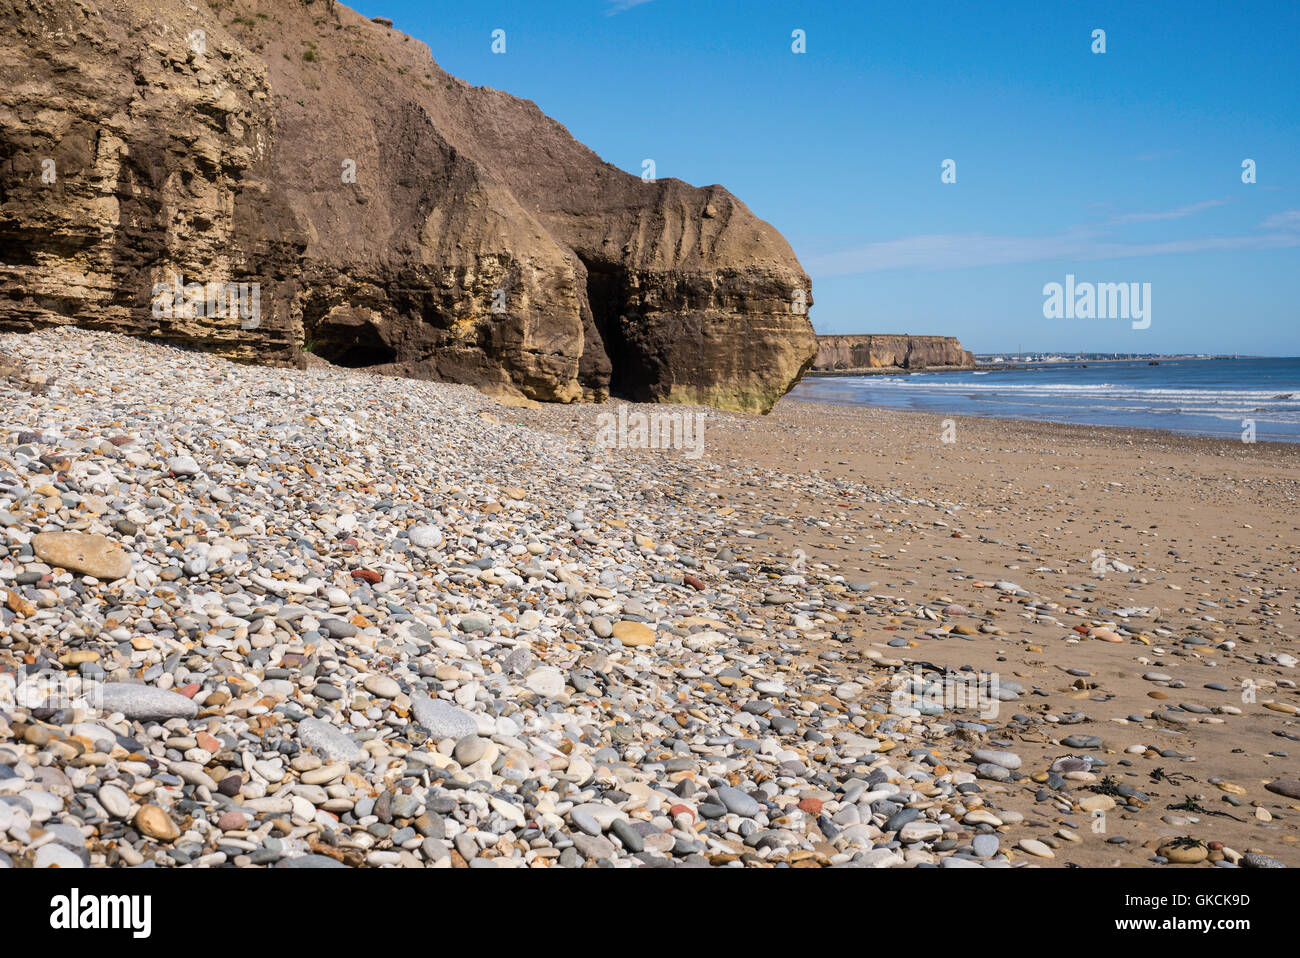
(812, 335, 975, 372)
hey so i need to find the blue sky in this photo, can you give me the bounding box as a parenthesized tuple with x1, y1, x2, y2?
(347, 0, 1299, 355)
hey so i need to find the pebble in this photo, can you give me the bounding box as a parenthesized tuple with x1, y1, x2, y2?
(1159, 840, 1209, 864)
(1017, 839, 1055, 859)
(717, 785, 762, 818)
(1242, 853, 1285, 869)
(297, 718, 365, 764)
(408, 525, 444, 549)
(572, 833, 617, 860)
(611, 620, 656, 646)
(525, 668, 565, 698)
(971, 749, 1022, 770)
(453, 735, 489, 766)
(1264, 780, 1300, 800)
(411, 696, 478, 740)
(35, 843, 86, 869)
(96, 684, 198, 721)
(899, 820, 943, 843)
(97, 784, 132, 819)
(30, 531, 132, 580)
(363, 675, 400, 699)
(972, 834, 999, 858)
(166, 456, 201, 476)
(134, 804, 180, 842)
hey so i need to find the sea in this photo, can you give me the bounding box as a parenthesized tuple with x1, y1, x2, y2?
(788, 358, 1300, 443)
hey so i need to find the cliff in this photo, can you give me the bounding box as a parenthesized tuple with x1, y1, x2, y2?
(0, 0, 815, 413)
(812, 335, 975, 372)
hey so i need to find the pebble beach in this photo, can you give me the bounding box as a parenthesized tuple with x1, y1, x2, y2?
(1, 327, 1296, 869)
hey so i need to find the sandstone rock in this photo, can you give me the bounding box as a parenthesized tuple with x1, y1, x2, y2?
(31, 533, 131, 580)
(611, 620, 656, 646)
(0, 0, 814, 413)
(1158, 840, 1209, 864)
(134, 804, 180, 842)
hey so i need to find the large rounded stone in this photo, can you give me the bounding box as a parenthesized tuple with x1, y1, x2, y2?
(297, 718, 365, 764)
(411, 694, 478, 740)
(1265, 779, 1300, 800)
(97, 683, 198, 721)
(611, 621, 656, 646)
(408, 524, 444, 549)
(135, 804, 179, 842)
(31, 532, 132, 580)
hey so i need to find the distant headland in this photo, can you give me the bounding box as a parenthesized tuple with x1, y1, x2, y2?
(810, 334, 976, 375)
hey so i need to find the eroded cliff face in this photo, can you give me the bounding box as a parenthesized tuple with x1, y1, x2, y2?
(0, 0, 815, 412)
(813, 335, 975, 372)
(0, 0, 305, 364)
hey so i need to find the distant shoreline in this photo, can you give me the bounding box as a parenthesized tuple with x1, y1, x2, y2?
(804, 364, 975, 377)
(805, 355, 1277, 377)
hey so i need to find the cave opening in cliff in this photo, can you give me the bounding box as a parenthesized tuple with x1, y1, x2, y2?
(302, 300, 398, 369)
(580, 257, 651, 401)
(307, 328, 398, 368)
(328, 341, 398, 368)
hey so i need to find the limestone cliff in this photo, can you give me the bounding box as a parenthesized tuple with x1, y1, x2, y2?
(0, 0, 815, 412)
(812, 335, 975, 372)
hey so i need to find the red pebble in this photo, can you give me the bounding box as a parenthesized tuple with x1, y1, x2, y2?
(669, 804, 694, 821)
(178, 682, 200, 698)
(351, 569, 381, 583)
(798, 798, 823, 815)
(217, 810, 248, 830)
(683, 575, 705, 591)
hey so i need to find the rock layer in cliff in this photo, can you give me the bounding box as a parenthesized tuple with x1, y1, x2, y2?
(0, 0, 815, 413)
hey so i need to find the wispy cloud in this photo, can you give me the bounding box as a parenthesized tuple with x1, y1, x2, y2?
(605, 0, 653, 14)
(805, 201, 1300, 276)
(807, 222, 1299, 276)
(1133, 150, 1182, 163)
(1260, 209, 1300, 230)
(1106, 198, 1229, 225)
